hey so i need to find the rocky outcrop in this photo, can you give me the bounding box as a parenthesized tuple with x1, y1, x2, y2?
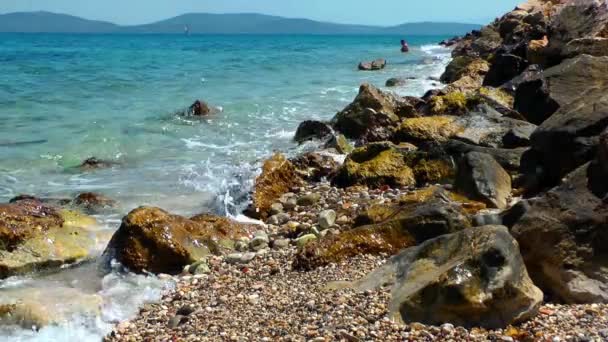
(385, 78, 406, 87)
(0, 200, 99, 278)
(518, 55, 608, 190)
(332, 142, 454, 189)
(455, 152, 512, 209)
(512, 161, 608, 303)
(105, 207, 257, 274)
(293, 120, 333, 144)
(331, 84, 416, 142)
(344, 225, 543, 329)
(247, 153, 302, 219)
(294, 187, 471, 270)
(358, 59, 386, 71)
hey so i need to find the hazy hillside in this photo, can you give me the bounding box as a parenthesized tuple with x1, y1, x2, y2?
(0, 11, 481, 35)
(0, 11, 119, 33)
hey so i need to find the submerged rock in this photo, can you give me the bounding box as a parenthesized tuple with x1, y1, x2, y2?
(358, 59, 386, 71)
(385, 77, 407, 87)
(342, 225, 542, 329)
(105, 207, 257, 274)
(188, 100, 211, 116)
(0, 200, 99, 278)
(72, 192, 117, 214)
(78, 157, 118, 171)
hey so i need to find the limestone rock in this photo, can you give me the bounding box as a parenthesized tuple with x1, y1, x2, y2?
(358, 59, 386, 71)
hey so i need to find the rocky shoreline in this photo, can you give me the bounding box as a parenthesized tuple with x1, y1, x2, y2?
(3, 0, 608, 340)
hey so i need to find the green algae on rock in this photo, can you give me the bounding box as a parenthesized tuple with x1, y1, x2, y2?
(105, 207, 258, 275)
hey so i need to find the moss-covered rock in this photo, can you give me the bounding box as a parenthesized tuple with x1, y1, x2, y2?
(294, 187, 471, 270)
(333, 142, 455, 189)
(332, 142, 416, 189)
(248, 153, 302, 219)
(105, 207, 258, 275)
(393, 116, 463, 144)
(428, 91, 471, 115)
(0, 201, 100, 279)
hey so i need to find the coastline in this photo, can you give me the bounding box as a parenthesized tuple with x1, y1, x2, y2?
(3, 0, 608, 341)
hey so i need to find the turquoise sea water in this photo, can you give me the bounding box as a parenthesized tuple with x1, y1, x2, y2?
(0, 34, 450, 216)
(0, 34, 451, 341)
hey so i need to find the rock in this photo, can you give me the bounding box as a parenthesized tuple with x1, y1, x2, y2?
(267, 213, 290, 226)
(247, 153, 302, 219)
(427, 91, 470, 116)
(484, 54, 528, 87)
(78, 157, 117, 171)
(324, 134, 354, 154)
(514, 55, 608, 125)
(295, 187, 472, 270)
(72, 192, 117, 214)
(345, 226, 542, 329)
(523, 55, 608, 188)
(563, 37, 608, 58)
(272, 239, 290, 250)
(104, 207, 256, 274)
(440, 57, 490, 87)
(395, 105, 536, 149)
(188, 100, 211, 116)
(296, 193, 321, 206)
(546, 0, 608, 63)
(293, 120, 333, 144)
(443, 139, 526, 172)
(0, 200, 101, 279)
(318, 210, 336, 230)
(250, 231, 269, 251)
(295, 234, 317, 248)
(512, 163, 608, 303)
(454, 152, 512, 209)
(269, 202, 283, 215)
(358, 59, 386, 71)
(290, 152, 339, 182)
(385, 77, 406, 87)
(502, 125, 536, 148)
(333, 142, 455, 188)
(527, 35, 549, 65)
(331, 83, 415, 142)
(225, 252, 256, 264)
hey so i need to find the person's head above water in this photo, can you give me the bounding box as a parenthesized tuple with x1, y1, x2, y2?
(401, 39, 405, 45)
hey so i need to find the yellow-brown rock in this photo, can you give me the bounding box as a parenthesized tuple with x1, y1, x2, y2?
(105, 207, 257, 274)
(249, 153, 302, 219)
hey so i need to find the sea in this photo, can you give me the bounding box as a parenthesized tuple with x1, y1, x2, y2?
(0, 33, 452, 341)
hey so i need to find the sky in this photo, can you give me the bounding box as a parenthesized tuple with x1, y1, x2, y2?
(1, 0, 523, 26)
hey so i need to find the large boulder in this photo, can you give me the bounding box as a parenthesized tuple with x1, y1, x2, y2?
(514, 55, 608, 125)
(483, 53, 529, 87)
(332, 142, 455, 189)
(294, 187, 471, 270)
(521, 56, 608, 189)
(442, 139, 528, 172)
(512, 158, 608, 303)
(546, 0, 608, 63)
(105, 207, 257, 274)
(0, 200, 100, 278)
(293, 120, 333, 144)
(440, 57, 490, 85)
(455, 152, 512, 209)
(343, 225, 543, 329)
(331, 84, 416, 142)
(247, 153, 302, 219)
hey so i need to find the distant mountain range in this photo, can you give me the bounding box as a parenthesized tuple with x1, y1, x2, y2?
(0, 11, 481, 35)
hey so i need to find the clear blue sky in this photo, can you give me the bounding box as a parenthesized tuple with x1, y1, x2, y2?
(1, 0, 522, 26)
